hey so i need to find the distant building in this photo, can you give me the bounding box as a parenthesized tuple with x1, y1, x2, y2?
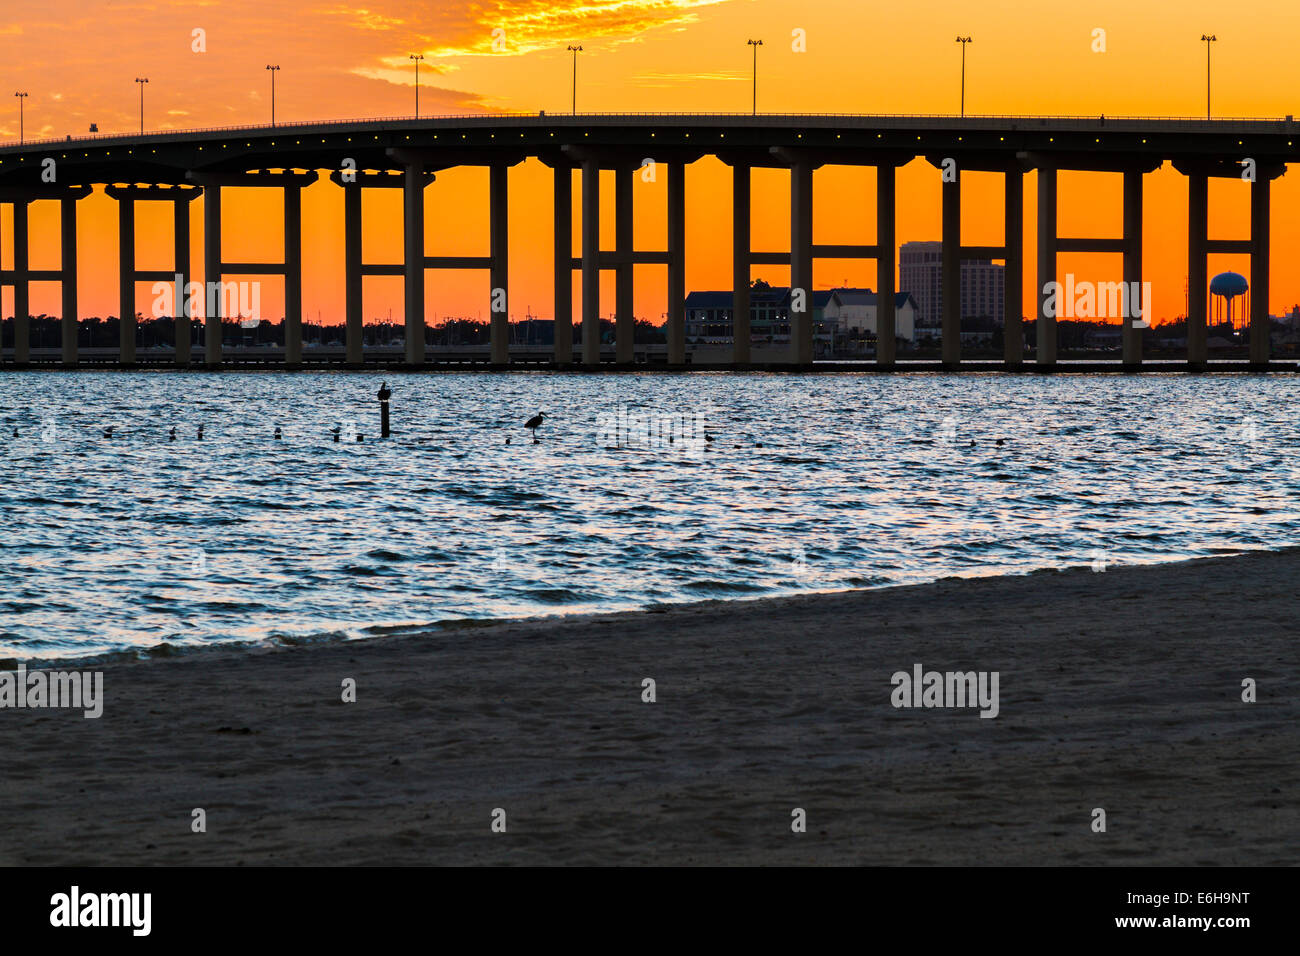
(685, 284, 917, 357)
(899, 241, 1006, 332)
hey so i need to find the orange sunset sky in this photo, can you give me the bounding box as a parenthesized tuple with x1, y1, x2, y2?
(3, 0, 1300, 327)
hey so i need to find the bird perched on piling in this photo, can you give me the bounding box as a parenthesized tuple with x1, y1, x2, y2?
(377, 382, 392, 402)
(525, 412, 545, 443)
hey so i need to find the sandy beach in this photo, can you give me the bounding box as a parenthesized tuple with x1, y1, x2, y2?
(1, 550, 1296, 866)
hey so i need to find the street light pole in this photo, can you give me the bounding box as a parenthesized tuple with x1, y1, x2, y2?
(266, 65, 280, 125)
(1201, 34, 1216, 119)
(134, 78, 148, 133)
(409, 54, 424, 118)
(956, 37, 972, 117)
(747, 39, 763, 115)
(14, 91, 27, 144)
(567, 45, 582, 114)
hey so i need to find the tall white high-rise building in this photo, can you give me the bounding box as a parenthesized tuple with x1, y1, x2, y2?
(899, 241, 1005, 330)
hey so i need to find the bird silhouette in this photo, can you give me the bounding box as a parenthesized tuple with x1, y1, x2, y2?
(330, 426, 341, 443)
(103, 426, 114, 439)
(197, 425, 205, 440)
(274, 426, 282, 440)
(168, 427, 176, 441)
(377, 381, 392, 402)
(525, 412, 545, 443)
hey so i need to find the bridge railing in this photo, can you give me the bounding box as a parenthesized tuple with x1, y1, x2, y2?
(2, 112, 1295, 151)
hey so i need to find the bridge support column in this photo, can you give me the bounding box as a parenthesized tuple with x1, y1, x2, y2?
(941, 170, 961, 367)
(1186, 172, 1208, 369)
(1004, 169, 1024, 367)
(877, 164, 896, 369)
(1036, 168, 1058, 367)
(13, 202, 29, 365)
(667, 161, 686, 366)
(203, 186, 222, 367)
(790, 162, 813, 366)
(581, 161, 601, 365)
(1122, 170, 1144, 368)
(615, 166, 634, 364)
(174, 199, 192, 367)
(118, 197, 136, 366)
(553, 166, 573, 364)
(60, 197, 78, 368)
(732, 164, 751, 365)
(1250, 176, 1271, 367)
(490, 164, 509, 366)
(284, 186, 303, 367)
(403, 162, 426, 367)
(343, 182, 362, 367)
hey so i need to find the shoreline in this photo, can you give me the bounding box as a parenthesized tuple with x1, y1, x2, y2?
(1, 549, 1296, 865)
(7, 547, 1287, 670)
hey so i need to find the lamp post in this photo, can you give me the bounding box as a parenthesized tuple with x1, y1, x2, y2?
(409, 54, 424, 118)
(1201, 34, 1216, 119)
(14, 91, 27, 144)
(747, 39, 763, 115)
(266, 65, 280, 125)
(956, 37, 972, 117)
(134, 78, 148, 133)
(567, 45, 582, 113)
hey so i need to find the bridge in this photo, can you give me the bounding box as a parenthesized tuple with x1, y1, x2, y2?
(0, 112, 1295, 371)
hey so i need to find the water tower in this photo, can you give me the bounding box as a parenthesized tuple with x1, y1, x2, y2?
(1210, 272, 1249, 330)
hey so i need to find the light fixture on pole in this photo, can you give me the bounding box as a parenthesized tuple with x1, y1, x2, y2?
(14, 91, 27, 144)
(409, 54, 424, 118)
(134, 78, 148, 133)
(955, 37, 972, 117)
(266, 65, 280, 125)
(1200, 34, 1216, 119)
(567, 45, 582, 114)
(747, 39, 764, 115)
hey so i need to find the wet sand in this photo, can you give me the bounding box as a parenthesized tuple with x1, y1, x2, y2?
(1, 550, 1296, 865)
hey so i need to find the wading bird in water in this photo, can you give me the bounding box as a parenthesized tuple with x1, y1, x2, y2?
(525, 412, 545, 443)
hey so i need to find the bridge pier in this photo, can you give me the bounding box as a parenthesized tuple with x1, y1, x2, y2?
(106, 185, 202, 368)
(1122, 170, 1144, 368)
(117, 197, 136, 365)
(790, 162, 814, 366)
(877, 164, 897, 369)
(403, 161, 426, 367)
(174, 198, 192, 367)
(941, 171, 961, 367)
(667, 161, 686, 366)
(553, 166, 573, 364)
(343, 179, 363, 367)
(203, 185, 222, 367)
(581, 161, 601, 365)
(284, 185, 304, 367)
(490, 164, 509, 366)
(1036, 167, 1058, 367)
(1186, 173, 1208, 368)
(60, 196, 78, 368)
(10, 201, 30, 365)
(1004, 169, 1024, 367)
(732, 165, 751, 365)
(615, 165, 634, 364)
(1250, 175, 1271, 368)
